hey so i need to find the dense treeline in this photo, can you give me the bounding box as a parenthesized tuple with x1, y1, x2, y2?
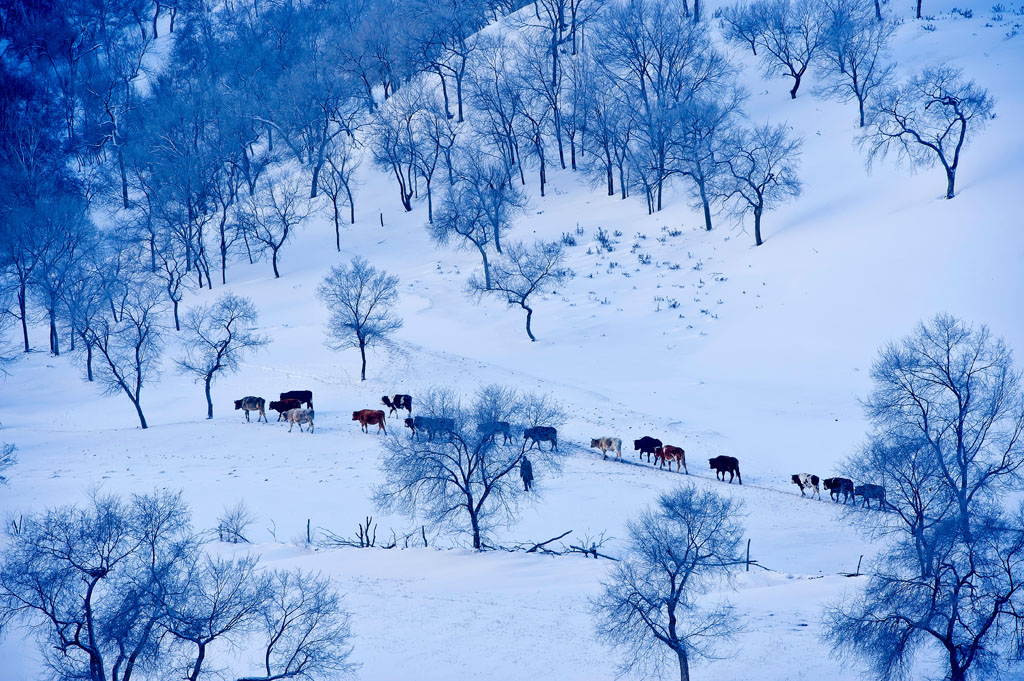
(0, 0, 993, 420)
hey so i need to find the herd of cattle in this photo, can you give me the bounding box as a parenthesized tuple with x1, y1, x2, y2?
(233, 391, 886, 508)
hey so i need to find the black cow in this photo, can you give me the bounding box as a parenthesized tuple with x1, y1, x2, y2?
(382, 394, 413, 417)
(854, 484, 886, 509)
(478, 421, 512, 444)
(823, 477, 854, 504)
(269, 398, 302, 421)
(524, 426, 558, 451)
(709, 456, 741, 484)
(404, 416, 454, 441)
(280, 390, 313, 409)
(633, 436, 662, 463)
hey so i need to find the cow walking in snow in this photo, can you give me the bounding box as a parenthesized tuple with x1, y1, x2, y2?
(791, 473, 821, 499)
(285, 408, 314, 433)
(709, 456, 742, 484)
(382, 394, 413, 417)
(591, 437, 622, 461)
(633, 436, 662, 463)
(234, 396, 267, 423)
(823, 477, 854, 503)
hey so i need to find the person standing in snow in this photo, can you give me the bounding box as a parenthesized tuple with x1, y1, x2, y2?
(520, 455, 534, 492)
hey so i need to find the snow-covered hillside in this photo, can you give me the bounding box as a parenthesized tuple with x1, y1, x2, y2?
(2, 2, 1024, 680)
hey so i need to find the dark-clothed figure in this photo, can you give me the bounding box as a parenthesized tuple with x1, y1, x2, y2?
(520, 456, 534, 492)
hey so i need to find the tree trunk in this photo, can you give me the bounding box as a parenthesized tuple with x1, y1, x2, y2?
(945, 166, 956, 199)
(205, 375, 214, 419)
(309, 158, 323, 199)
(49, 308, 59, 356)
(693, 0, 701, 22)
(425, 179, 433, 223)
(359, 339, 367, 381)
(916, 0, 922, 19)
(606, 160, 614, 196)
(271, 248, 280, 278)
(132, 396, 148, 429)
(333, 200, 341, 251)
(677, 650, 691, 681)
(456, 71, 465, 123)
(754, 205, 764, 246)
(858, 96, 866, 127)
(698, 178, 713, 231)
(86, 342, 93, 381)
(790, 75, 801, 99)
(476, 243, 492, 289)
(538, 153, 546, 198)
(438, 71, 452, 120)
(19, 285, 29, 352)
(874, 0, 882, 20)
(524, 305, 536, 342)
(470, 511, 482, 549)
(117, 147, 130, 209)
(188, 643, 207, 681)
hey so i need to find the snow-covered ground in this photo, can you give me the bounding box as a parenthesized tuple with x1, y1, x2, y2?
(2, 3, 1024, 680)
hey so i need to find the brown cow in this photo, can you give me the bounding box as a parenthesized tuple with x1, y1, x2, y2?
(655, 445, 687, 473)
(352, 409, 387, 434)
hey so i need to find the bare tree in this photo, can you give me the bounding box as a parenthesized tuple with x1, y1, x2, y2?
(241, 169, 311, 278)
(468, 240, 568, 342)
(749, 0, 826, 99)
(177, 294, 269, 419)
(861, 314, 1024, 542)
(370, 88, 421, 212)
(216, 501, 258, 544)
(318, 135, 361, 251)
(164, 554, 267, 681)
(317, 257, 403, 381)
(863, 66, 994, 199)
(0, 491, 195, 681)
(0, 491, 357, 681)
(826, 317, 1024, 681)
(717, 1, 762, 55)
(721, 123, 802, 247)
(672, 94, 744, 232)
(594, 485, 745, 681)
(151, 230, 193, 332)
(373, 386, 565, 549)
(87, 279, 165, 429)
(459, 153, 526, 254)
(238, 569, 356, 681)
(817, 0, 896, 127)
(429, 187, 495, 289)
